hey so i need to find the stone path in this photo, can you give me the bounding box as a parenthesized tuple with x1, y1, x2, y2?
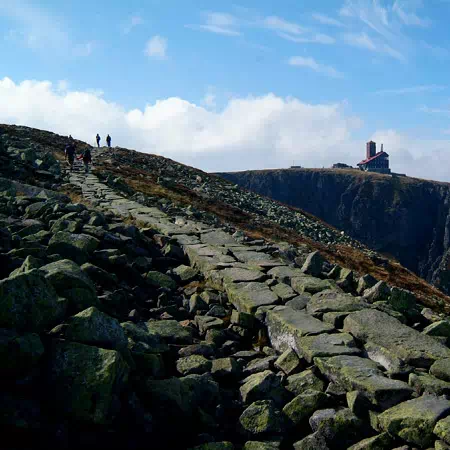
(67, 155, 450, 448)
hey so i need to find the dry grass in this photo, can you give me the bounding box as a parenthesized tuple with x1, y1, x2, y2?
(59, 188, 93, 208)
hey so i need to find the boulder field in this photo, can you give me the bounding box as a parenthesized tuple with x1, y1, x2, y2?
(2, 126, 450, 449)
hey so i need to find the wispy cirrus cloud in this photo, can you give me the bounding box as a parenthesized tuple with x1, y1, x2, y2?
(279, 32, 335, 45)
(0, 0, 69, 53)
(186, 12, 241, 36)
(312, 13, 345, 27)
(392, 0, 431, 27)
(288, 56, 344, 78)
(122, 15, 144, 35)
(419, 105, 450, 115)
(0, 0, 96, 58)
(262, 15, 335, 45)
(374, 85, 446, 95)
(187, 12, 335, 45)
(342, 31, 405, 61)
(342, 32, 376, 50)
(262, 16, 305, 35)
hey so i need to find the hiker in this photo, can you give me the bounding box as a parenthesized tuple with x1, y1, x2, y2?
(96, 134, 101, 147)
(65, 142, 76, 172)
(106, 134, 111, 148)
(77, 147, 92, 174)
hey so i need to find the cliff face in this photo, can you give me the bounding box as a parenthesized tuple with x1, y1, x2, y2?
(219, 169, 450, 294)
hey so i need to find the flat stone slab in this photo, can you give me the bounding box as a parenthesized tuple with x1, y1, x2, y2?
(297, 332, 362, 363)
(315, 355, 413, 410)
(226, 282, 280, 314)
(306, 291, 369, 315)
(377, 395, 450, 448)
(266, 306, 335, 354)
(291, 276, 338, 295)
(344, 309, 450, 368)
(200, 230, 237, 246)
(222, 267, 266, 284)
(131, 206, 167, 217)
(267, 266, 305, 283)
(174, 234, 201, 245)
(271, 283, 297, 302)
(232, 251, 279, 268)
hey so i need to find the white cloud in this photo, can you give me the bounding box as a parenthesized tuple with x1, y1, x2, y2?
(279, 32, 336, 45)
(342, 32, 376, 50)
(0, 0, 93, 58)
(370, 129, 450, 182)
(0, 1, 69, 52)
(0, 76, 360, 172)
(393, 1, 431, 27)
(145, 35, 168, 59)
(2, 76, 450, 181)
(339, 0, 409, 61)
(312, 13, 345, 27)
(342, 31, 405, 61)
(123, 15, 144, 34)
(288, 56, 344, 78)
(263, 16, 305, 35)
(186, 12, 241, 36)
(419, 105, 450, 115)
(374, 85, 446, 95)
(57, 80, 69, 92)
(202, 87, 217, 109)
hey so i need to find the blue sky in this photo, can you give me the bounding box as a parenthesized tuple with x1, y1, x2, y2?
(1, 0, 450, 180)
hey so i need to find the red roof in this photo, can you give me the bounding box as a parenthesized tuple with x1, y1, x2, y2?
(357, 151, 389, 166)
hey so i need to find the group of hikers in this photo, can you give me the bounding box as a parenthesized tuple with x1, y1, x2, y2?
(64, 133, 112, 173)
(96, 133, 111, 148)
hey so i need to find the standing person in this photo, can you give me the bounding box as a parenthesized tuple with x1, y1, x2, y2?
(65, 141, 76, 172)
(78, 147, 92, 174)
(106, 134, 111, 148)
(96, 134, 101, 147)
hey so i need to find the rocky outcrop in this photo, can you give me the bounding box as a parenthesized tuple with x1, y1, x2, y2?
(3, 125, 450, 449)
(219, 169, 450, 295)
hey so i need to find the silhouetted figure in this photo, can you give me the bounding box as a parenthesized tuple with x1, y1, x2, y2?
(65, 142, 76, 172)
(96, 134, 101, 147)
(106, 134, 111, 148)
(77, 147, 92, 174)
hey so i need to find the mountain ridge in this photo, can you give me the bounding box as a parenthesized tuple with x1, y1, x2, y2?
(218, 167, 450, 295)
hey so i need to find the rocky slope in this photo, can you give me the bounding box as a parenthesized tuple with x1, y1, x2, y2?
(3, 124, 450, 449)
(219, 168, 450, 295)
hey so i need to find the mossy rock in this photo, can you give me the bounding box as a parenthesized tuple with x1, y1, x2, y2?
(48, 231, 99, 265)
(49, 340, 129, 424)
(39, 259, 99, 313)
(239, 400, 285, 436)
(285, 370, 325, 396)
(64, 306, 128, 351)
(176, 355, 212, 376)
(282, 389, 328, 426)
(146, 271, 177, 289)
(146, 320, 193, 345)
(377, 395, 450, 448)
(0, 269, 61, 332)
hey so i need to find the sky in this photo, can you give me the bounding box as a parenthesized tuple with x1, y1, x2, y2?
(1, 0, 450, 181)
